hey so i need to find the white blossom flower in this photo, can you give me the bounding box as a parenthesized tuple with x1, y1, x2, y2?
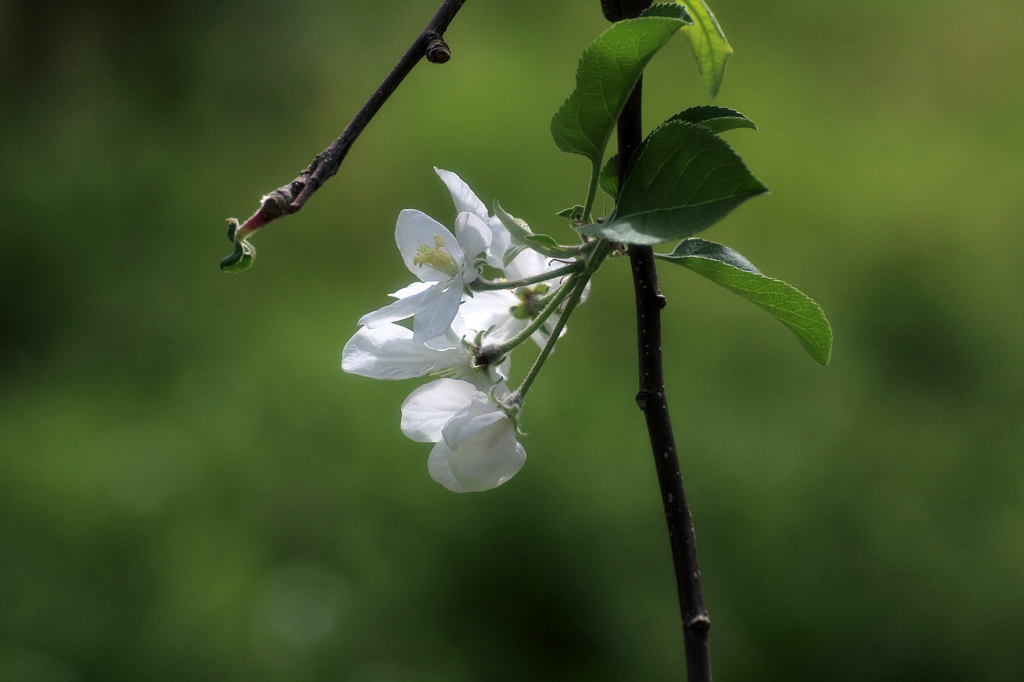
(434, 167, 510, 270)
(400, 378, 525, 493)
(359, 209, 491, 344)
(341, 320, 508, 390)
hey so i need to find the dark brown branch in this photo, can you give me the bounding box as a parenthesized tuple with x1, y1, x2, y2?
(234, 0, 467, 237)
(608, 1, 712, 680)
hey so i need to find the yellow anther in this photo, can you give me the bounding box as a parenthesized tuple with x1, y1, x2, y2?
(412, 235, 458, 278)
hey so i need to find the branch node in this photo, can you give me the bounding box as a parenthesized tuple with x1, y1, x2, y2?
(656, 293, 667, 309)
(635, 389, 652, 410)
(685, 614, 712, 634)
(260, 190, 292, 222)
(426, 33, 452, 63)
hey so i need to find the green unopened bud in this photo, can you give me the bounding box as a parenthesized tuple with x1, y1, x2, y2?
(509, 303, 530, 320)
(508, 284, 551, 319)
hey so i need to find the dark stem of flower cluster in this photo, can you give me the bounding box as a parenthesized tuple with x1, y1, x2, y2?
(608, 1, 712, 680)
(235, 0, 468, 234)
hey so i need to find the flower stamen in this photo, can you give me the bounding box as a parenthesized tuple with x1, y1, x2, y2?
(413, 234, 459, 278)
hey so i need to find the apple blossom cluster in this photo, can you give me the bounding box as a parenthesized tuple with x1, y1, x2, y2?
(342, 168, 590, 493)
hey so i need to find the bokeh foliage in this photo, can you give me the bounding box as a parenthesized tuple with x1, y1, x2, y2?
(2, 0, 1023, 680)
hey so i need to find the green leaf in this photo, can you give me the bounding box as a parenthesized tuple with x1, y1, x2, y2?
(642, 3, 691, 19)
(668, 105, 756, 133)
(599, 155, 619, 198)
(556, 205, 586, 223)
(581, 120, 767, 245)
(597, 107, 753, 200)
(550, 6, 691, 168)
(656, 238, 832, 365)
(494, 202, 577, 259)
(494, 201, 533, 241)
(676, 1, 733, 99)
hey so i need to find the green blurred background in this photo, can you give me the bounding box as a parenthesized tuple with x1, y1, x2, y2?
(2, 0, 1023, 679)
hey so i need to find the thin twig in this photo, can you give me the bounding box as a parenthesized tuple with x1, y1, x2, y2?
(234, 0, 468, 238)
(609, 1, 712, 680)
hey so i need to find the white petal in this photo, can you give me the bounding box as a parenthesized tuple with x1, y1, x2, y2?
(489, 356, 512, 385)
(485, 215, 512, 269)
(459, 290, 518, 338)
(395, 209, 462, 283)
(341, 324, 471, 380)
(412, 279, 464, 344)
(400, 379, 481, 443)
(426, 452, 472, 492)
(391, 281, 432, 299)
(489, 382, 512, 402)
(488, 316, 528, 347)
(427, 419, 526, 492)
(443, 314, 469, 345)
(434, 167, 489, 222)
(465, 357, 509, 391)
(504, 247, 550, 281)
(454, 212, 491, 282)
(422, 322, 463, 351)
(441, 395, 506, 450)
(358, 285, 432, 328)
(579, 278, 592, 305)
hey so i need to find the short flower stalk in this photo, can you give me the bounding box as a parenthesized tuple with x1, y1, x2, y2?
(468, 260, 584, 292)
(505, 239, 611, 409)
(475, 274, 578, 361)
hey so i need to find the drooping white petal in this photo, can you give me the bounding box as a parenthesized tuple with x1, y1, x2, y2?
(427, 418, 526, 492)
(412, 280, 464, 344)
(434, 167, 489, 223)
(341, 324, 472, 380)
(400, 379, 480, 443)
(441, 395, 507, 450)
(358, 285, 433, 329)
(453, 212, 490, 284)
(395, 209, 463, 283)
(425, 453, 472, 493)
